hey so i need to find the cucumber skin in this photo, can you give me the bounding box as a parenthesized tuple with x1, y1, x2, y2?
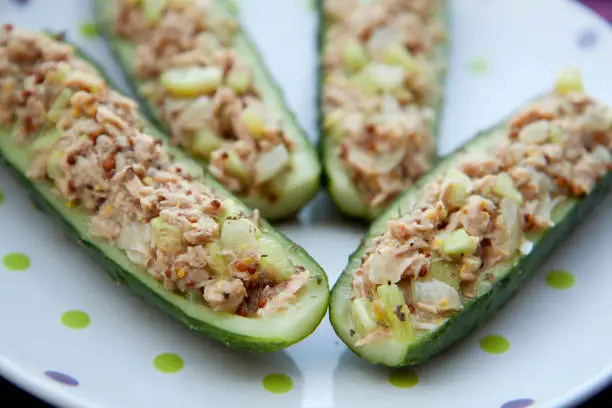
(316, 0, 451, 222)
(92, 0, 321, 222)
(329, 119, 612, 366)
(0, 40, 329, 353)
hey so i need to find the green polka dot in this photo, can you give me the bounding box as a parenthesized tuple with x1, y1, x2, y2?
(480, 335, 510, 354)
(153, 353, 184, 373)
(227, 0, 240, 14)
(262, 374, 293, 394)
(389, 369, 419, 388)
(546, 270, 575, 290)
(469, 59, 489, 74)
(78, 21, 98, 38)
(3, 253, 30, 271)
(61, 310, 90, 329)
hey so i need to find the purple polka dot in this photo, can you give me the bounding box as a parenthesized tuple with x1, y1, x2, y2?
(577, 29, 598, 49)
(501, 399, 535, 408)
(44, 370, 79, 386)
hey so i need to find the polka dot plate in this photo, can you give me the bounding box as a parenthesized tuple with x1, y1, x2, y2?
(2, 0, 612, 407)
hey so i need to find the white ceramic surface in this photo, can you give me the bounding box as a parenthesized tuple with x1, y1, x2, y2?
(2, 0, 612, 407)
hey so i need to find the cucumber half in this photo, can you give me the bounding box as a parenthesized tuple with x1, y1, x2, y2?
(330, 86, 612, 366)
(94, 0, 321, 221)
(318, 0, 451, 221)
(0, 33, 329, 352)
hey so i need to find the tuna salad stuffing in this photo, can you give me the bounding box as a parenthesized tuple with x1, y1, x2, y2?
(107, 0, 295, 202)
(349, 70, 612, 346)
(323, 0, 447, 208)
(0, 26, 311, 317)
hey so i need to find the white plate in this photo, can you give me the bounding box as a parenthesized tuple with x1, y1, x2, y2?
(1, 0, 612, 407)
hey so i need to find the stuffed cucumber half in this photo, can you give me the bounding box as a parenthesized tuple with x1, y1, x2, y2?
(94, 0, 321, 221)
(0, 26, 329, 352)
(330, 69, 612, 366)
(319, 0, 450, 220)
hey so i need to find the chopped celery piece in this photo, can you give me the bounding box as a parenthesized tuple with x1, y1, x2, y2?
(381, 43, 419, 73)
(160, 66, 223, 98)
(30, 129, 61, 154)
(142, 0, 166, 23)
(150, 216, 185, 254)
(225, 150, 249, 182)
(219, 199, 242, 221)
(443, 168, 472, 209)
(376, 284, 414, 342)
(430, 260, 460, 290)
(46, 149, 63, 181)
(225, 67, 251, 95)
(186, 290, 203, 304)
(351, 298, 378, 337)
(255, 144, 289, 184)
(555, 67, 584, 95)
(549, 125, 565, 144)
(220, 218, 258, 256)
(324, 109, 346, 135)
(258, 237, 294, 282)
(204, 242, 228, 277)
(552, 197, 579, 223)
(438, 229, 478, 257)
(349, 70, 379, 96)
(192, 130, 222, 158)
(47, 89, 73, 123)
(493, 172, 523, 204)
(342, 42, 368, 73)
(241, 105, 266, 137)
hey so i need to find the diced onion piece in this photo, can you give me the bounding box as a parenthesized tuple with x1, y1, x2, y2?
(555, 67, 584, 95)
(117, 222, 151, 265)
(411, 279, 461, 312)
(439, 229, 478, 258)
(366, 63, 404, 92)
(255, 144, 289, 184)
(376, 284, 414, 342)
(142, 0, 166, 23)
(429, 260, 460, 290)
(258, 237, 294, 282)
(346, 145, 404, 175)
(219, 199, 242, 221)
(493, 172, 523, 204)
(241, 105, 266, 137)
(342, 41, 368, 73)
(496, 197, 522, 256)
(381, 43, 420, 73)
(351, 298, 378, 337)
(441, 168, 473, 209)
(204, 242, 228, 277)
(365, 248, 411, 284)
(160, 66, 223, 98)
(220, 218, 258, 256)
(150, 216, 185, 254)
(192, 130, 222, 158)
(226, 66, 252, 94)
(519, 120, 550, 144)
(178, 97, 212, 131)
(520, 240, 534, 256)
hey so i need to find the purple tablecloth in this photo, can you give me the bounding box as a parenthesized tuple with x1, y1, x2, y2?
(582, 0, 612, 21)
